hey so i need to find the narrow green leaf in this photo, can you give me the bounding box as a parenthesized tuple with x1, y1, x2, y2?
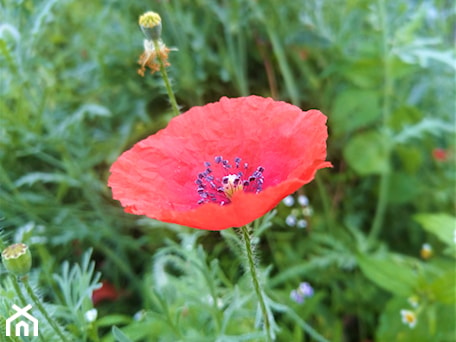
(112, 326, 133, 342)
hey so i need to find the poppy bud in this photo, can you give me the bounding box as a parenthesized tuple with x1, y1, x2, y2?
(139, 11, 162, 41)
(1, 243, 32, 276)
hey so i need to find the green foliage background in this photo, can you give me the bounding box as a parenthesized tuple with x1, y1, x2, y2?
(0, 0, 454, 341)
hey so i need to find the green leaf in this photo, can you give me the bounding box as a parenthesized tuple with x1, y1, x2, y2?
(414, 213, 456, 247)
(97, 315, 132, 328)
(14, 172, 80, 187)
(429, 269, 456, 305)
(357, 253, 419, 296)
(344, 130, 391, 175)
(394, 118, 453, 144)
(376, 296, 455, 342)
(339, 59, 382, 88)
(395, 145, 423, 174)
(387, 172, 421, 205)
(330, 89, 381, 136)
(112, 326, 133, 342)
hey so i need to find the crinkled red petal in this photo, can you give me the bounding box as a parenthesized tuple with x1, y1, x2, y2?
(108, 96, 330, 230)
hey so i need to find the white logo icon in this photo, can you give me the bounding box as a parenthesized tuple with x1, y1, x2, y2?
(6, 304, 39, 337)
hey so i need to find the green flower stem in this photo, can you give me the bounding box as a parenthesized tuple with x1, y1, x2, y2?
(369, 0, 392, 244)
(10, 276, 47, 342)
(240, 226, 271, 341)
(152, 39, 180, 117)
(315, 174, 334, 232)
(21, 275, 70, 342)
(10, 276, 28, 308)
(368, 171, 390, 243)
(284, 307, 329, 342)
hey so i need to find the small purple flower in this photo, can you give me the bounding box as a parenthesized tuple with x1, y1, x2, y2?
(290, 289, 304, 304)
(290, 282, 314, 304)
(299, 282, 314, 297)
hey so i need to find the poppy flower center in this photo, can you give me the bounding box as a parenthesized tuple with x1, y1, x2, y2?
(195, 156, 265, 205)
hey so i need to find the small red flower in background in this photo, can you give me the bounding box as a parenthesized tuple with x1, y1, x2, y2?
(92, 280, 120, 305)
(432, 148, 448, 162)
(108, 96, 330, 230)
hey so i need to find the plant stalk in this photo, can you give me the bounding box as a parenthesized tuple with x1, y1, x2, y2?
(368, 0, 392, 244)
(240, 226, 272, 341)
(10, 276, 47, 342)
(21, 275, 70, 342)
(152, 39, 180, 116)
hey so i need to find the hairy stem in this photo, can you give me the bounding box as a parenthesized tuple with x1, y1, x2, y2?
(152, 39, 180, 116)
(10, 276, 28, 308)
(240, 225, 272, 341)
(10, 276, 47, 342)
(21, 275, 70, 342)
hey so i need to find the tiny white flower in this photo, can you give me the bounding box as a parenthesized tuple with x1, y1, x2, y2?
(133, 310, 146, 321)
(302, 206, 313, 217)
(84, 308, 98, 323)
(205, 295, 214, 305)
(420, 243, 432, 259)
(400, 309, 417, 328)
(285, 214, 297, 227)
(297, 195, 309, 207)
(407, 296, 419, 309)
(297, 219, 307, 229)
(282, 195, 295, 207)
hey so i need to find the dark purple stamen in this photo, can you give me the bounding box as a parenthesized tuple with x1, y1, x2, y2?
(195, 156, 265, 206)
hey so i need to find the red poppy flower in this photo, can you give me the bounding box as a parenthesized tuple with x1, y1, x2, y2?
(108, 96, 330, 230)
(92, 280, 120, 305)
(432, 148, 448, 162)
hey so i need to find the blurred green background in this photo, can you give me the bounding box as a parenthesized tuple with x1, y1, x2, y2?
(0, 0, 455, 341)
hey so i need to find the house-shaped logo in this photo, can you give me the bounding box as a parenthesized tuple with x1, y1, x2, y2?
(6, 304, 39, 337)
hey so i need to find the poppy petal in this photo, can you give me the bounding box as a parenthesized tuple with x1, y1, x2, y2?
(109, 96, 330, 230)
